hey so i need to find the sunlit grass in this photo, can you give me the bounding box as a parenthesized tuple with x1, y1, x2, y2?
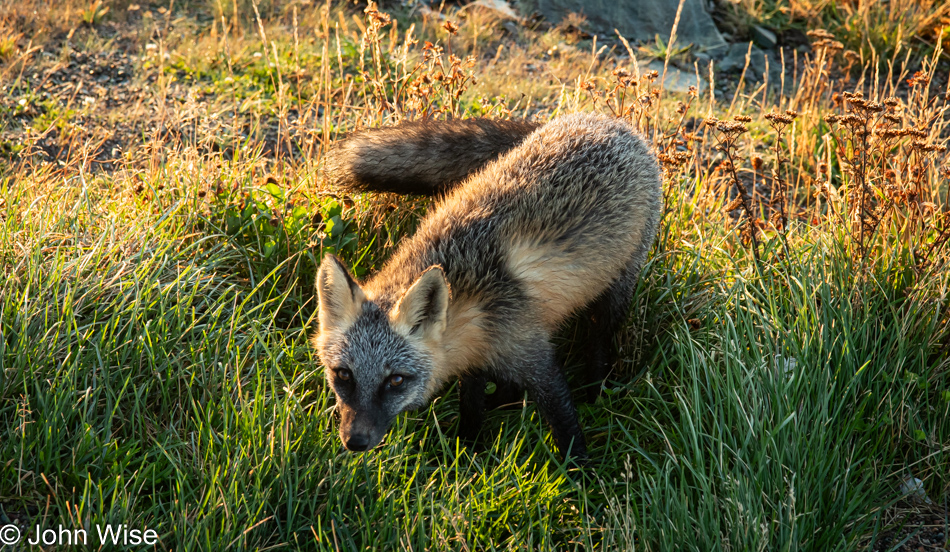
(1, 1, 949, 550)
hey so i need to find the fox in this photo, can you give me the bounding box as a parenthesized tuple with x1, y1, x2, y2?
(312, 113, 662, 462)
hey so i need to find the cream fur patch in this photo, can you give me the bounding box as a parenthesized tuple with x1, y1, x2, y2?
(506, 239, 623, 330)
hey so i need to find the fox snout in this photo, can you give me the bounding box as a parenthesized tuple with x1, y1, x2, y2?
(337, 405, 387, 452)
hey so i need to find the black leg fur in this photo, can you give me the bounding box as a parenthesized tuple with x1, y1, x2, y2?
(458, 373, 524, 447)
(509, 342, 588, 462)
(483, 379, 523, 410)
(457, 372, 486, 444)
(582, 258, 641, 401)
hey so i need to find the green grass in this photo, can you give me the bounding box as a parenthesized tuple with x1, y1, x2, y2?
(2, 166, 947, 550)
(1, 1, 949, 550)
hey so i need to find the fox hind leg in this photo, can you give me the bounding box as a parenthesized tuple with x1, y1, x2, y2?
(506, 339, 588, 462)
(582, 257, 643, 401)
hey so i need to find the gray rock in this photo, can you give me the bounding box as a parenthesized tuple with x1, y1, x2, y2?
(520, 0, 727, 50)
(900, 476, 933, 505)
(502, 20, 521, 34)
(717, 42, 787, 88)
(751, 25, 777, 49)
(646, 60, 708, 94)
(464, 0, 521, 21)
(718, 42, 766, 76)
(692, 53, 715, 77)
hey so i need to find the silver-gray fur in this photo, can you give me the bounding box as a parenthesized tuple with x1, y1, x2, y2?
(324, 118, 540, 196)
(314, 113, 662, 462)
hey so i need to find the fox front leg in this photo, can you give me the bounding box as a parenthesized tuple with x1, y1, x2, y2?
(458, 373, 525, 446)
(457, 372, 487, 444)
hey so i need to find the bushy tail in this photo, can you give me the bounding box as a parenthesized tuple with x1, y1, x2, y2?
(323, 118, 539, 196)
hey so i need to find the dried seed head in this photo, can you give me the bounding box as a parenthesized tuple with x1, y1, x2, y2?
(752, 156, 764, 171)
(442, 20, 459, 34)
(807, 29, 836, 40)
(717, 120, 748, 135)
(364, 3, 391, 26)
(765, 111, 794, 125)
(878, 129, 901, 139)
(724, 197, 744, 211)
(769, 211, 784, 231)
(914, 141, 945, 153)
(734, 115, 752, 122)
(841, 114, 862, 126)
(907, 71, 930, 86)
(658, 151, 691, 167)
(813, 39, 844, 51)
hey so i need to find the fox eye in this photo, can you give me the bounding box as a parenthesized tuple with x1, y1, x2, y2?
(388, 374, 404, 387)
(336, 369, 352, 381)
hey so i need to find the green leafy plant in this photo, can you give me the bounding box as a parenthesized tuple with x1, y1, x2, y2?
(207, 178, 363, 284)
(80, 0, 109, 26)
(0, 29, 21, 61)
(638, 34, 692, 61)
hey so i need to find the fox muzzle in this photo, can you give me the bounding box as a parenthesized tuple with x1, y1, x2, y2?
(338, 405, 388, 452)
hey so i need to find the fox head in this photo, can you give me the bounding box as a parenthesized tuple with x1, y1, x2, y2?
(312, 255, 449, 452)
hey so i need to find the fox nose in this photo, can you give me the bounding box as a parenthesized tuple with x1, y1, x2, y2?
(345, 434, 370, 452)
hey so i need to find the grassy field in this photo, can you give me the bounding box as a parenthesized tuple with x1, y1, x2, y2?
(2, 1, 950, 550)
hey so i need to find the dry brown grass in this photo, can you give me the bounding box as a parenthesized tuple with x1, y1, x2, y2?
(4, 0, 949, 276)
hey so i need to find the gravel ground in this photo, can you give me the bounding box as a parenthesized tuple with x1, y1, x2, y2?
(864, 502, 949, 552)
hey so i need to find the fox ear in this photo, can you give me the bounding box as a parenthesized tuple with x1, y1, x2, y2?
(316, 255, 366, 332)
(392, 266, 449, 340)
